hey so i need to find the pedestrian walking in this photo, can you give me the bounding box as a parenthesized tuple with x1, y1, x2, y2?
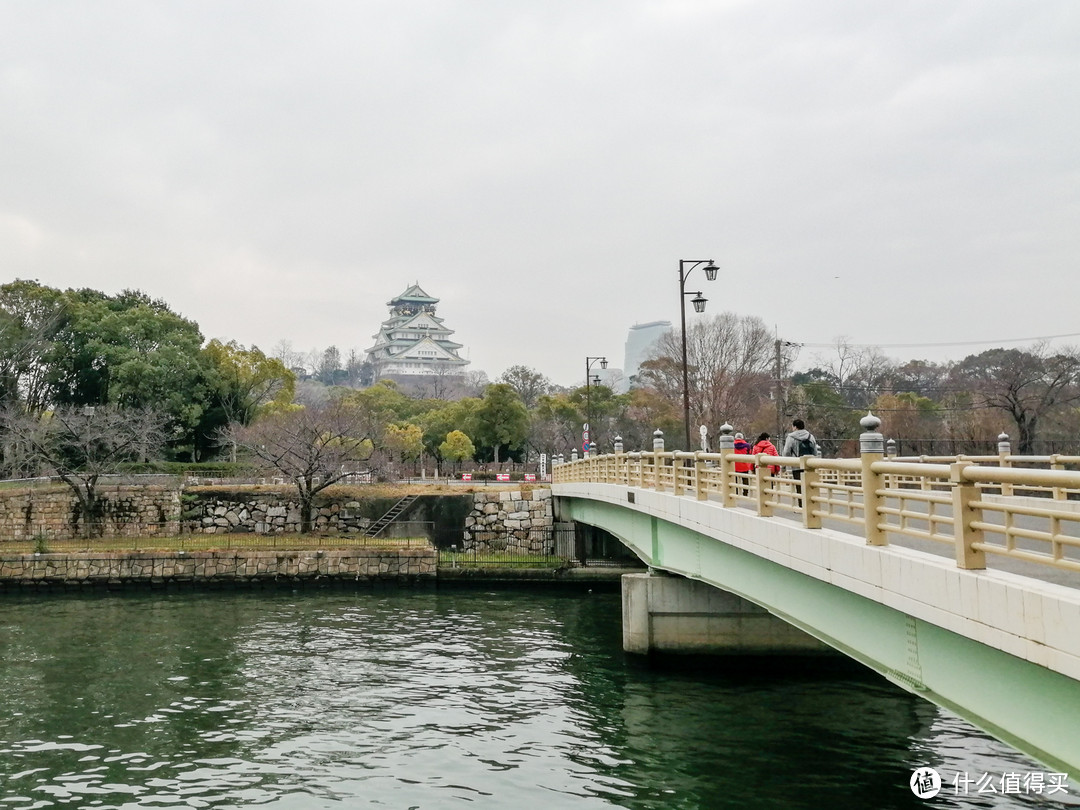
(751, 432, 780, 477)
(733, 432, 752, 496)
(782, 418, 819, 507)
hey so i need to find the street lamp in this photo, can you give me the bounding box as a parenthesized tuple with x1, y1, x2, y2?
(677, 259, 719, 449)
(584, 355, 608, 455)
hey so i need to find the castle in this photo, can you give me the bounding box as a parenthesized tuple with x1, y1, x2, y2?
(364, 284, 470, 380)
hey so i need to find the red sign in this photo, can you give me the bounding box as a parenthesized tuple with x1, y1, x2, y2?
(496, 473, 510, 481)
(524, 474, 536, 481)
(461, 473, 472, 481)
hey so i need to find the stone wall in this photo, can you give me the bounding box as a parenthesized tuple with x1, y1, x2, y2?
(182, 493, 473, 542)
(189, 497, 373, 535)
(0, 485, 180, 541)
(463, 489, 553, 553)
(0, 547, 436, 588)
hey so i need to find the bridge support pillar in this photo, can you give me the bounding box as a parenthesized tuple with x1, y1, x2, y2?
(622, 572, 831, 656)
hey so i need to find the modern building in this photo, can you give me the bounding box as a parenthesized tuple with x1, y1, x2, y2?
(624, 320, 672, 385)
(364, 284, 470, 380)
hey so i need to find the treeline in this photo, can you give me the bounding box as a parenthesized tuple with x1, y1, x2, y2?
(3, 279, 1079, 478)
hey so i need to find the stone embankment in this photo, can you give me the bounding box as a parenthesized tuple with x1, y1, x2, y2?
(0, 485, 180, 541)
(190, 498, 373, 535)
(463, 489, 553, 553)
(0, 547, 436, 588)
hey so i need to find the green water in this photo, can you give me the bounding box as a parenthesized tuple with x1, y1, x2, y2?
(0, 587, 1072, 809)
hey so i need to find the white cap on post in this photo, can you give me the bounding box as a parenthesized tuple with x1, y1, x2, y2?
(860, 412, 884, 455)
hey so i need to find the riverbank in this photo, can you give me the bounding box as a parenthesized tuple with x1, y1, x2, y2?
(0, 548, 641, 590)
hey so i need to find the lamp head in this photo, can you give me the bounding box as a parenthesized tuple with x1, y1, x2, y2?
(704, 262, 719, 281)
(600, 358, 608, 369)
(691, 293, 707, 313)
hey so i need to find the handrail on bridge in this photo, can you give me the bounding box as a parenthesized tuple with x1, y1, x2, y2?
(552, 416, 1080, 577)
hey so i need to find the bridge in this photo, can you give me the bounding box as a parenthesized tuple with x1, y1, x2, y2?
(551, 415, 1080, 776)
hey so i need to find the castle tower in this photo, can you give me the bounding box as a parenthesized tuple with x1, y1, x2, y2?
(364, 283, 470, 379)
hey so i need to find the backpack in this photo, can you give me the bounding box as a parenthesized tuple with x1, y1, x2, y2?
(796, 435, 816, 457)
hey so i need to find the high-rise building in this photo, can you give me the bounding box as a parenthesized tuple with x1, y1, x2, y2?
(365, 284, 470, 379)
(624, 320, 672, 385)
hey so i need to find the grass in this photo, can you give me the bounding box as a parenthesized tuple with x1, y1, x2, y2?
(438, 551, 570, 568)
(1, 534, 432, 554)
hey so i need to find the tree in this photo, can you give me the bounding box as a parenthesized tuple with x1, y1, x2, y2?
(48, 288, 209, 451)
(616, 388, 681, 451)
(472, 384, 529, 463)
(384, 422, 424, 467)
(870, 392, 942, 456)
(786, 379, 854, 456)
(419, 398, 479, 462)
(0, 280, 67, 413)
(228, 399, 379, 533)
(638, 313, 773, 446)
(201, 340, 296, 462)
(951, 346, 1080, 454)
(498, 365, 551, 409)
(1, 405, 166, 537)
(530, 393, 582, 458)
(316, 345, 345, 386)
(439, 430, 475, 470)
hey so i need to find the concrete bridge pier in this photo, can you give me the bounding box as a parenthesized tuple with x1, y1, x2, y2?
(622, 571, 832, 656)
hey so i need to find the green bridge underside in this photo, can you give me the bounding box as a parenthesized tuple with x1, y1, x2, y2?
(561, 495, 1080, 776)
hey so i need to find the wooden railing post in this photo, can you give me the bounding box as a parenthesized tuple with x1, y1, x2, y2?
(614, 436, 624, 485)
(695, 453, 707, 500)
(653, 430, 664, 491)
(673, 453, 684, 496)
(951, 461, 986, 569)
(755, 457, 773, 517)
(717, 423, 735, 507)
(802, 463, 821, 529)
(998, 433, 1013, 497)
(1051, 454, 1066, 501)
(860, 413, 887, 546)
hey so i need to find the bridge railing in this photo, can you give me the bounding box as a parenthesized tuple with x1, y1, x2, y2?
(553, 417, 1080, 576)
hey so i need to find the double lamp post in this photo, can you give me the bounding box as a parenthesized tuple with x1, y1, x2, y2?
(583, 355, 607, 455)
(569, 258, 716, 461)
(677, 259, 719, 449)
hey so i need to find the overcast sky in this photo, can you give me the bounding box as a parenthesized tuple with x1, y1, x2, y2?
(1, 1, 1077, 386)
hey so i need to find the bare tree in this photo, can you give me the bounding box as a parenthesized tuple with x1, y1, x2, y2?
(271, 339, 307, 375)
(1, 405, 166, 537)
(950, 344, 1080, 454)
(227, 399, 380, 532)
(498, 365, 551, 409)
(639, 313, 773, 444)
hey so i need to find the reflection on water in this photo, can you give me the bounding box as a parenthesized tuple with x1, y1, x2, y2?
(0, 588, 1072, 809)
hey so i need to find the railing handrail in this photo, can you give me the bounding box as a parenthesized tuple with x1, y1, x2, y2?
(553, 447, 1080, 579)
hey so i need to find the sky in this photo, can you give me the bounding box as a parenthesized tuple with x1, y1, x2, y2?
(1, 1, 1078, 386)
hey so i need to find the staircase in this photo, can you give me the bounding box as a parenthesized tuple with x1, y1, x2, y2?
(363, 495, 420, 537)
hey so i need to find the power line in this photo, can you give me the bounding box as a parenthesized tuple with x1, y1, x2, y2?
(795, 331, 1080, 350)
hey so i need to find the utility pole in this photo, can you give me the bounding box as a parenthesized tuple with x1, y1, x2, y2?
(775, 338, 784, 444)
(774, 338, 800, 445)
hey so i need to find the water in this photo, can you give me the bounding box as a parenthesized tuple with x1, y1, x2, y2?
(0, 586, 1073, 809)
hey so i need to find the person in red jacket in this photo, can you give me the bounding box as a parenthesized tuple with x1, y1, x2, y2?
(752, 432, 780, 476)
(733, 432, 752, 495)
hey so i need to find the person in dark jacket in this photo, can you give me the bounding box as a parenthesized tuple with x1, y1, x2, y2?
(782, 418, 819, 507)
(733, 432, 752, 496)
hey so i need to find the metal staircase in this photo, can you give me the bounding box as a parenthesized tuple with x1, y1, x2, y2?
(363, 495, 419, 537)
